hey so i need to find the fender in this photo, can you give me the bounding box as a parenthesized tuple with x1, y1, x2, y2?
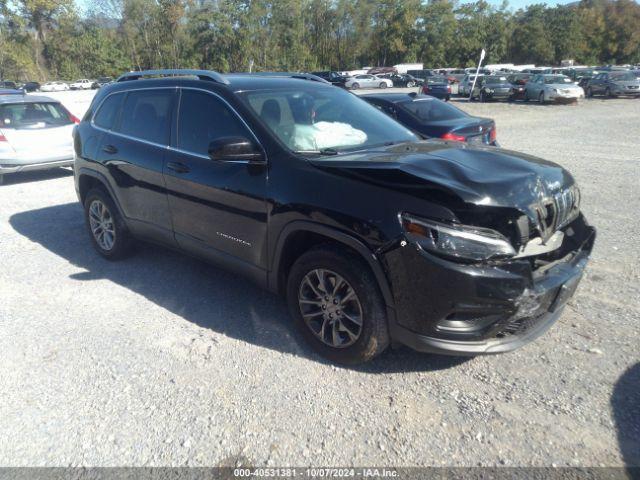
(76, 167, 126, 220)
(268, 220, 395, 308)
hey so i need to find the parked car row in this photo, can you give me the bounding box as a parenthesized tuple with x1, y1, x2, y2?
(0, 77, 114, 93)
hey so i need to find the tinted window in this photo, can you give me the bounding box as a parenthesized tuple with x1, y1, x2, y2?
(0, 102, 72, 129)
(93, 93, 123, 130)
(117, 89, 173, 144)
(177, 90, 250, 156)
(400, 98, 467, 122)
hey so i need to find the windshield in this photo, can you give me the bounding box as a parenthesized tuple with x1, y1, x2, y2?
(239, 87, 417, 153)
(400, 98, 467, 122)
(0, 102, 72, 129)
(544, 76, 572, 84)
(485, 76, 508, 83)
(611, 72, 636, 81)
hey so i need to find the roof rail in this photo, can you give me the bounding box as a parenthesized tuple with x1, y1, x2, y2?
(116, 69, 229, 85)
(231, 72, 330, 84)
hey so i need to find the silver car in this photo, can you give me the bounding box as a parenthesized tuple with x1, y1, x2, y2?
(524, 74, 584, 103)
(0, 94, 78, 184)
(458, 74, 484, 96)
(586, 71, 640, 98)
(344, 74, 393, 89)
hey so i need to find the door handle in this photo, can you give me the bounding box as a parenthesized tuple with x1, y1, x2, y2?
(102, 145, 118, 155)
(166, 161, 190, 174)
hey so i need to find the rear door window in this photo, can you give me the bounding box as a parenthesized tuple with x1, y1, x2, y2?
(177, 89, 252, 156)
(116, 89, 174, 145)
(93, 93, 124, 130)
(0, 102, 72, 129)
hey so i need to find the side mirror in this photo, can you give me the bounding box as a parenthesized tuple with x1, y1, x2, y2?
(208, 137, 265, 163)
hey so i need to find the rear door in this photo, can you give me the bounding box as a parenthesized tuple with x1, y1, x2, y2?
(94, 88, 176, 241)
(163, 88, 268, 272)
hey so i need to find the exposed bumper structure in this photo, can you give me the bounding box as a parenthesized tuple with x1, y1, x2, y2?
(384, 214, 596, 355)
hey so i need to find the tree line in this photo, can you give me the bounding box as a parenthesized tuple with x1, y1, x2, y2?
(1, 0, 639, 82)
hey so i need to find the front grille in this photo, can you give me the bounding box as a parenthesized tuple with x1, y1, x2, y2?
(535, 187, 580, 241)
(497, 313, 545, 337)
(494, 287, 560, 338)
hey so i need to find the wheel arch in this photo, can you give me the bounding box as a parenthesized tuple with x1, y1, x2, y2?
(77, 168, 126, 220)
(269, 221, 394, 308)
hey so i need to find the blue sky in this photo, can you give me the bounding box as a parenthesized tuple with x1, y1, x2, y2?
(490, 0, 576, 9)
(76, 0, 578, 16)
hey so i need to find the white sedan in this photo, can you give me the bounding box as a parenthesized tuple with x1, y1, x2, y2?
(40, 81, 69, 92)
(0, 94, 78, 184)
(70, 79, 93, 90)
(344, 74, 393, 89)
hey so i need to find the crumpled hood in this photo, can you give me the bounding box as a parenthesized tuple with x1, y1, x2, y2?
(310, 141, 576, 230)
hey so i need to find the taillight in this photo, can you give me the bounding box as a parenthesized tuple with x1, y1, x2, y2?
(447, 85, 451, 93)
(0, 130, 6, 142)
(441, 132, 466, 142)
(62, 106, 80, 124)
(490, 124, 497, 142)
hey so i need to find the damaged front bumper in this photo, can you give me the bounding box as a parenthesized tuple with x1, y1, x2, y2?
(383, 214, 596, 355)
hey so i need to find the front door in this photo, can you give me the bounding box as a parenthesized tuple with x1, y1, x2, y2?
(163, 88, 268, 275)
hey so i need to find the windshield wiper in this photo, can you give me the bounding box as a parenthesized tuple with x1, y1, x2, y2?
(294, 147, 339, 156)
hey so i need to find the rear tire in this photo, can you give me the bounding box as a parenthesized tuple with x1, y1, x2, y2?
(84, 187, 133, 260)
(286, 245, 390, 365)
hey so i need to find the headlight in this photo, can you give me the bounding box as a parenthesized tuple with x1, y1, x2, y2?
(400, 214, 516, 262)
(485, 88, 494, 93)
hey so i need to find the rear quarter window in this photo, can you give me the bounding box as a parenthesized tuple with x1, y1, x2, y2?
(93, 93, 124, 130)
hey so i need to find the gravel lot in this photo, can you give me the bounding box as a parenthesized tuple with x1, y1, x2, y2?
(0, 89, 638, 467)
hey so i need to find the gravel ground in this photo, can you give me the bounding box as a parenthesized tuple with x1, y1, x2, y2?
(0, 89, 639, 467)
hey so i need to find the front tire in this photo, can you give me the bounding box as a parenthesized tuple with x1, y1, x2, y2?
(350, 82, 359, 90)
(84, 188, 133, 260)
(379, 82, 387, 89)
(406, 81, 415, 88)
(286, 246, 390, 364)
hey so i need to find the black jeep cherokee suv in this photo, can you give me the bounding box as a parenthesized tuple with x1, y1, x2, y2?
(73, 69, 595, 364)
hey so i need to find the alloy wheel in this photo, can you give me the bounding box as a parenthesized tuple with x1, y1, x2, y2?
(88, 199, 116, 251)
(298, 268, 363, 348)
